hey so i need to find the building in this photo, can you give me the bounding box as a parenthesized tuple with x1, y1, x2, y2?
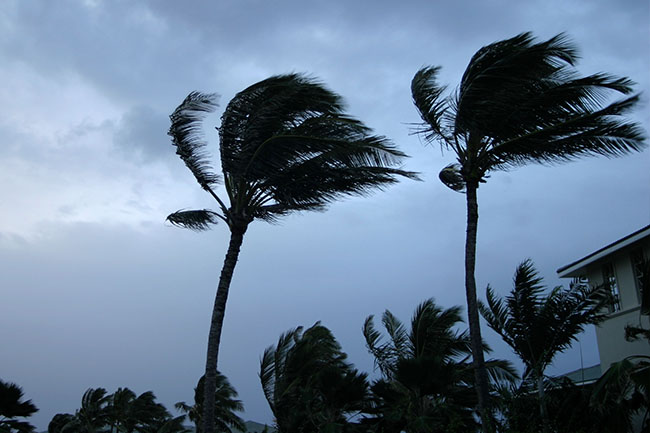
(557, 224, 650, 371)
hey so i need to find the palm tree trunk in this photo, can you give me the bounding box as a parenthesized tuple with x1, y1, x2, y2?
(203, 226, 246, 433)
(537, 373, 550, 433)
(464, 182, 492, 431)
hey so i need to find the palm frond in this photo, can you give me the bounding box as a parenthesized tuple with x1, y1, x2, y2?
(169, 91, 221, 190)
(455, 32, 577, 135)
(166, 209, 223, 231)
(382, 311, 410, 358)
(411, 66, 451, 145)
(490, 94, 645, 169)
(219, 74, 344, 178)
(363, 315, 399, 379)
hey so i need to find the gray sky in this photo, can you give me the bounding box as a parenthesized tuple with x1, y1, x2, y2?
(1, 0, 648, 429)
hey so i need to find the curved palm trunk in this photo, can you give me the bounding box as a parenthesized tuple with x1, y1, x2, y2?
(464, 183, 492, 431)
(203, 226, 247, 433)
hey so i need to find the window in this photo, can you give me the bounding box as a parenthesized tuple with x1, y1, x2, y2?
(631, 249, 646, 303)
(602, 263, 621, 312)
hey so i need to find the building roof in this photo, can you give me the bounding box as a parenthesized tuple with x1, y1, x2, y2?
(560, 363, 602, 385)
(557, 224, 650, 278)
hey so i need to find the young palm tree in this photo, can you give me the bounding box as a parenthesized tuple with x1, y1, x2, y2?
(168, 73, 417, 433)
(72, 388, 110, 433)
(478, 259, 610, 430)
(363, 299, 516, 432)
(108, 388, 170, 433)
(0, 379, 38, 433)
(260, 323, 370, 432)
(411, 32, 646, 424)
(175, 373, 245, 433)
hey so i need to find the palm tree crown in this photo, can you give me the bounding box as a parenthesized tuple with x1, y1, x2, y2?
(412, 32, 645, 190)
(479, 259, 610, 380)
(168, 73, 417, 232)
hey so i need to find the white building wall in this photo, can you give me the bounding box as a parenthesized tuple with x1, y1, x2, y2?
(584, 238, 650, 371)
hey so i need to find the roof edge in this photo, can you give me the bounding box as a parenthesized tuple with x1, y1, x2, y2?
(557, 224, 650, 278)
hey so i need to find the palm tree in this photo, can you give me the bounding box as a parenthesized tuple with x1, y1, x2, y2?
(167, 73, 417, 433)
(107, 388, 170, 433)
(363, 299, 516, 432)
(0, 379, 38, 433)
(76, 388, 111, 433)
(175, 373, 245, 433)
(48, 414, 76, 433)
(478, 259, 610, 430)
(50, 387, 186, 433)
(411, 32, 646, 425)
(260, 323, 370, 432)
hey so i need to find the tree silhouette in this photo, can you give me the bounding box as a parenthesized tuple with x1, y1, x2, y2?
(175, 373, 245, 433)
(0, 379, 38, 433)
(363, 299, 516, 432)
(260, 323, 370, 432)
(411, 32, 645, 427)
(479, 259, 609, 430)
(168, 73, 416, 433)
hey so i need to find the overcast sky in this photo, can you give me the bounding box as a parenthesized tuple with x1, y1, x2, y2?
(1, 0, 649, 429)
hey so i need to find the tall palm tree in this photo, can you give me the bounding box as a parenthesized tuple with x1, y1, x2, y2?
(175, 373, 245, 433)
(478, 259, 610, 430)
(260, 323, 370, 432)
(168, 73, 417, 433)
(0, 379, 38, 433)
(363, 299, 516, 432)
(411, 32, 646, 424)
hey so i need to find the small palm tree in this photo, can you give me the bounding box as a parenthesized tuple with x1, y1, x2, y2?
(71, 388, 110, 433)
(48, 414, 75, 433)
(363, 299, 516, 432)
(175, 373, 245, 433)
(0, 379, 38, 433)
(168, 73, 416, 433)
(260, 323, 370, 432)
(110, 388, 170, 433)
(478, 259, 610, 430)
(411, 32, 646, 425)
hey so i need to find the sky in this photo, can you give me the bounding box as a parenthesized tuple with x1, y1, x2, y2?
(1, 0, 649, 430)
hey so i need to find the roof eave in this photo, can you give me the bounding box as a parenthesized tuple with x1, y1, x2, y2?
(557, 224, 650, 278)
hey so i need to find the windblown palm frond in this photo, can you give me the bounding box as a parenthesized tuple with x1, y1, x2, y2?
(168, 92, 221, 191)
(166, 209, 224, 231)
